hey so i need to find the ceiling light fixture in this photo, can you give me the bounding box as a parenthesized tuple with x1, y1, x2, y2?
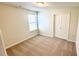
(33, 2, 48, 7)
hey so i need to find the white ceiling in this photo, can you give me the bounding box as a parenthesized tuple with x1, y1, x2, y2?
(1, 2, 79, 11)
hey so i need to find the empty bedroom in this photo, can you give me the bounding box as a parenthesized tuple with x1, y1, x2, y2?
(0, 2, 79, 56)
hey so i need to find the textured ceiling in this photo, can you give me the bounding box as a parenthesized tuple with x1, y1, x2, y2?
(0, 2, 79, 11)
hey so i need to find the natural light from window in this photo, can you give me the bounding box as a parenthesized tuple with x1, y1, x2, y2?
(28, 14, 37, 32)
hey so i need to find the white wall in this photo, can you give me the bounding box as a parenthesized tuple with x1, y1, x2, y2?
(38, 10, 54, 37)
(0, 4, 38, 49)
(38, 7, 79, 42)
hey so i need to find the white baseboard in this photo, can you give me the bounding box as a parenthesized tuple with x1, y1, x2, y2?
(40, 33, 76, 43)
(67, 39, 76, 43)
(6, 31, 75, 49)
(39, 33, 54, 37)
(6, 32, 38, 49)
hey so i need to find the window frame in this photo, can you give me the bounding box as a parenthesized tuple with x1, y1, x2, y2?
(28, 14, 38, 32)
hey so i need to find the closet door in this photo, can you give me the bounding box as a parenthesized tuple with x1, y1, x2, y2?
(55, 13, 70, 39)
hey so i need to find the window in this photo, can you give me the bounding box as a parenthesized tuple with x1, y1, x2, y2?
(28, 14, 37, 31)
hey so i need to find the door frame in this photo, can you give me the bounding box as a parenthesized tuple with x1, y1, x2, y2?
(0, 30, 7, 56)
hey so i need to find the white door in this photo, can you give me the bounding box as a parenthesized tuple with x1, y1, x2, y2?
(55, 13, 70, 39)
(0, 30, 7, 56)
